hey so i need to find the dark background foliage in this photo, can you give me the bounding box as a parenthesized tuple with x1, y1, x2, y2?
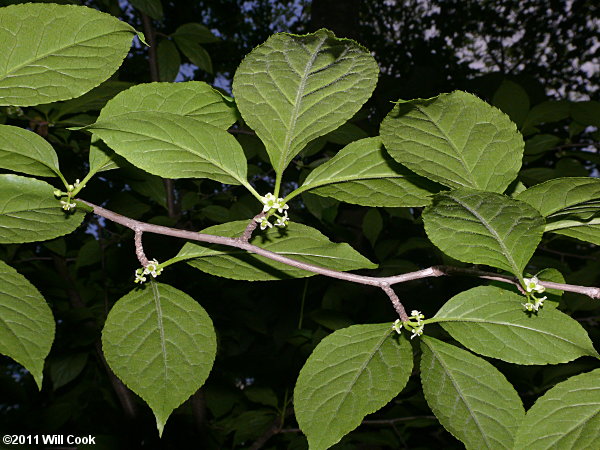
(0, 0, 599, 448)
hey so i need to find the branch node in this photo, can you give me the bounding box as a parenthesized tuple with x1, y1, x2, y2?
(380, 282, 409, 322)
(134, 228, 149, 267)
(238, 212, 265, 243)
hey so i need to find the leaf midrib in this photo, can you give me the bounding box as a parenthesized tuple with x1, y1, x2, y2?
(277, 35, 327, 175)
(448, 193, 521, 276)
(91, 117, 244, 184)
(425, 341, 494, 449)
(1, 28, 132, 82)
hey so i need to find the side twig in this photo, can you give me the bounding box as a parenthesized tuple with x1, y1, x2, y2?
(79, 200, 600, 310)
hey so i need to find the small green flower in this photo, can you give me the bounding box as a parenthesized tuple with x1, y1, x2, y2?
(524, 276, 545, 294)
(255, 216, 273, 230)
(134, 268, 147, 284)
(274, 211, 289, 228)
(60, 200, 76, 211)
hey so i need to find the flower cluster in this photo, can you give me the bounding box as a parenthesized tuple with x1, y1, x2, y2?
(392, 310, 426, 339)
(256, 192, 290, 230)
(55, 179, 81, 212)
(134, 259, 163, 284)
(522, 276, 547, 312)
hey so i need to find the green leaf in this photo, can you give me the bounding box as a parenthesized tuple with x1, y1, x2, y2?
(232, 29, 378, 175)
(157, 39, 181, 82)
(97, 82, 237, 130)
(297, 137, 439, 207)
(0, 3, 137, 106)
(549, 223, 600, 246)
(514, 369, 600, 449)
(420, 336, 525, 450)
(516, 177, 600, 217)
(172, 23, 219, 44)
(0, 174, 85, 243)
(173, 221, 376, 281)
(294, 324, 413, 450)
(49, 353, 88, 390)
(362, 208, 383, 247)
(173, 36, 213, 73)
(430, 286, 598, 364)
(492, 80, 530, 128)
(88, 140, 121, 174)
(87, 112, 249, 186)
(571, 101, 600, 127)
(52, 80, 133, 120)
(0, 260, 55, 389)
(422, 189, 545, 276)
(0, 125, 61, 177)
(380, 91, 524, 193)
(129, 0, 163, 20)
(102, 282, 216, 435)
(516, 177, 600, 245)
(522, 100, 570, 134)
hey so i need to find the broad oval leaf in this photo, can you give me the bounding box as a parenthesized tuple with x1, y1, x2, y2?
(97, 82, 237, 130)
(514, 369, 600, 449)
(298, 137, 440, 207)
(0, 260, 55, 389)
(294, 324, 413, 450)
(380, 91, 524, 193)
(102, 282, 216, 435)
(548, 223, 600, 246)
(0, 3, 137, 106)
(233, 29, 378, 174)
(422, 188, 544, 277)
(0, 125, 61, 177)
(420, 336, 525, 450)
(0, 174, 85, 243)
(172, 221, 376, 281)
(430, 286, 598, 364)
(516, 177, 600, 217)
(87, 112, 249, 186)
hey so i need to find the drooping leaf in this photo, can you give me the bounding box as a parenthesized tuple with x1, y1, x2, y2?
(86, 112, 249, 186)
(514, 369, 600, 449)
(173, 36, 213, 73)
(129, 0, 163, 20)
(298, 137, 439, 207)
(0, 125, 61, 177)
(294, 324, 413, 450)
(0, 174, 85, 243)
(172, 23, 219, 44)
(516, 178, 600, 245)
(102, 282, 216, 435)
(492, 80, 530, 128)
(430, 286, 598, 364)
(157, 39, 181, 82)
(422, 189, 545, 276)
(380, 91, 524, 193)
(0, 260, 55, 389)
(233, 29, 378, 174)
(97, 82, 237, 130)
(516, 177, 600, 217)
(52, 80, 133, 120)
(172, 221, 376, 281)
(0, 3, 138, 106)
(420, 336, 525, 449)
(548, 223, 600, 246)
